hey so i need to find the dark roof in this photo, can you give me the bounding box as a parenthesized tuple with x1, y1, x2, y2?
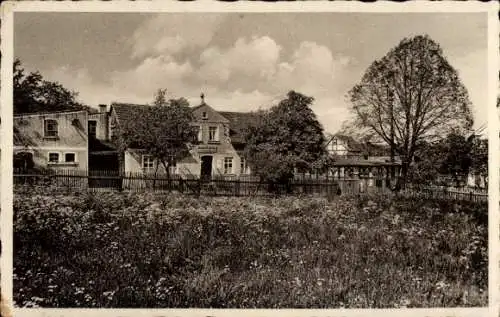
(111, 103, 150, 126)
(89, 138, 118, 152)
(14, 108, 87, 118)
(332, 158, 401, 167)
(328, 134, 363, 152)
(363, 142, 390, 156)
(110, 103, 258, 145)
(13, 127, 34, 147)
(219, 111, 260, 144)
(328, 133, 391, 156)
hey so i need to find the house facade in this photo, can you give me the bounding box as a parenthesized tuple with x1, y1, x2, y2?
(326, 134, 355, 157)
(13, 110, 89, 171)
(92, 100, 254, 179)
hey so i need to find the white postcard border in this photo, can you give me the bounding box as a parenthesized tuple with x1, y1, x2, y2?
(1, 1, 498, 317)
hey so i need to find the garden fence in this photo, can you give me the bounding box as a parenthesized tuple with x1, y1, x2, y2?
(13, 169, 487, 202)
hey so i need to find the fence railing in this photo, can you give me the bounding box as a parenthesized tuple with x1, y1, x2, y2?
(13, 169, 487, 202)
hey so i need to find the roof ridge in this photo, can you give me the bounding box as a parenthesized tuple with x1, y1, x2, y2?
(14, 109, 88, 117)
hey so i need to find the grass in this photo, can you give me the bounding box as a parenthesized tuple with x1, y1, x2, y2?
(13, 187, 487, 308)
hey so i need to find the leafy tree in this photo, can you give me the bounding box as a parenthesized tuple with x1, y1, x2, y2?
(408, 141, 442, 186)
(437, 132, 473, 186)
(14, 59, 87, 114)
(347, 35, 473, 187)
(470, 136, 488, 187)
(409, 132, 487, 188)
(118, 89, 197, 180)
(244, 91, 327, 187)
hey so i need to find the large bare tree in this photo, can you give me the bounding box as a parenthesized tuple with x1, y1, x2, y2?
(347, 35, 473, 185)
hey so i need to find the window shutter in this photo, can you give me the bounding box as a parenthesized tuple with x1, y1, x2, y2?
(197, 126, 203, 142)
(217, 158, 222, 172)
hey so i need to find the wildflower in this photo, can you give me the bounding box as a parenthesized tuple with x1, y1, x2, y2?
(75, 286, 85, 295)
(435, 280, 448, 290)
(295, 277, 302, 287)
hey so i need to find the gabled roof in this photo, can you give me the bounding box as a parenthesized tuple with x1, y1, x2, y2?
(219, 111, 260, 144)
(327, 134, 363, 152)
(109, 102, 258, 146)
(192, 102, 230, 123)
(110, 103, 149, 127)
(14, 109, 87, 118)
(327, 133, 391, 156)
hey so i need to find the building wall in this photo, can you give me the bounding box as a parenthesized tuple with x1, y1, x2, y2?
(190, 104, 243, 177)
(123, 148, 247, 178)
(121, 103, 249, 178)
(14, 111, 88, 170)
(88, 111, 109, 141)
(124, 150, 143, 174)
(327, 137, 349, 156)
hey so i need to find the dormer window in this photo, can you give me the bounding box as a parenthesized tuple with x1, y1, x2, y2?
(202, 112, 208, 120)
(44, 119, 58, 138)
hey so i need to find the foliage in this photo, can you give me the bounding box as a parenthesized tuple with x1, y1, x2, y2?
(117, 89, 197, 177)
(470, 136, 487, 179)
(244, 91, 328, 183)
(346, 35, 474, 184)
(14, 190, 487, 308)
(409, 132, 487, 187)
(13, 59, 89, 114)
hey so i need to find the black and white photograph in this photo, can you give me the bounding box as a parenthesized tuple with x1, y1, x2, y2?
(1, 2, 497, 311)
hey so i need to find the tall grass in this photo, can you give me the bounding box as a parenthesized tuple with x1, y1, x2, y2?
(13, 189, 487, 308)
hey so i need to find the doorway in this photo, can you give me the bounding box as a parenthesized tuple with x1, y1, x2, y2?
(200, 156, 213, 181)
(14, 151, 34, 172)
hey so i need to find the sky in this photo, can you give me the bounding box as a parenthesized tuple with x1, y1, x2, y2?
(14, 12, 488, 134)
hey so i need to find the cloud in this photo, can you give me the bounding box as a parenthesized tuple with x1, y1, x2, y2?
(40, 31, 353, 134)
(310, 96, 352, 134)
(189, 89, 280, 113)
(109, 55, 194, 100)
(40, 66, 144, 106)
(130, 14, 225, 58)
(197, 36, 282, 85)
(273, 41, 352, 96)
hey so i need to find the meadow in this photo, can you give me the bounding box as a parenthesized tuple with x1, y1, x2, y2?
(13, 187, 487, 308)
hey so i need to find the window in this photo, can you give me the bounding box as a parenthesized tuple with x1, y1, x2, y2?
(224, 157, 233, 174)
(169, 159, 177, 175)
(48, 152, 59, 163)
(197, 126, 203, 142)
(142, 155, 155, 173)
(208, 126, 218, 142)
(65, 153, 76, 163)
(202, 112, 208, 120)
(240, 157, 249, 175)
(88, 120, 97, 139)
(44, 119, 58, 138)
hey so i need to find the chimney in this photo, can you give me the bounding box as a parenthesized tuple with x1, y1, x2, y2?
(98, 104, 107, 113)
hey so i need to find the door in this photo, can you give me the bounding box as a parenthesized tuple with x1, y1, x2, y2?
(200, 156, 213, 181)
(14, 152, 34, 172)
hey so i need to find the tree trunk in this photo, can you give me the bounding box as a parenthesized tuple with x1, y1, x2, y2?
(396, 161, 409, 191)
(161, 160, 171, 192)
(153, 159, 159, 190)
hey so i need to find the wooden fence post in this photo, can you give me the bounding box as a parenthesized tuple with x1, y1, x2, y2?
(235, 180, 240, 197)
